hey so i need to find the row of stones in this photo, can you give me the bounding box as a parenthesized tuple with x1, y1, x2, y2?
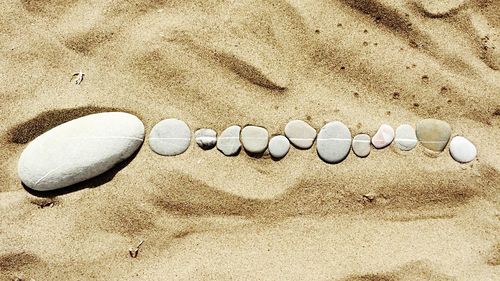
(18, 112, 477, 191)
(149, 118, 477, 163)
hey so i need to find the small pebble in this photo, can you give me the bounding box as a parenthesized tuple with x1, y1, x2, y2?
(416, 119, 451, 152)
(316, 121, 352, 163)
(371, 124, 394, 149)
(195, 128, 217, 149)
(217, 125, 241, 156)
(395, 124, 417, 151)
(149, 118, 191, 156)
(241, 125, 269, 154)
(284, 120, 317, 149)
(352, 134, 371, 157)
(449, 136, 477, 163)
(268, 135, 290, 159)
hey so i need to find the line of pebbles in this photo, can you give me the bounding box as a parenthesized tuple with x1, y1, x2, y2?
(17, 113, 477, 192)
(149, 118, 477, 164)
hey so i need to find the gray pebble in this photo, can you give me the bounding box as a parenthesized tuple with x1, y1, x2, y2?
(352, 134, 371, 157)
(395, 124, 417, 151)
(217, 125, 241, 156)
(268, 135, 290, 159)
(149, 118, 191, 156)
(284, 120, 317, 149)
(195, 128, 217, 149)
(241, 125, 269, 154)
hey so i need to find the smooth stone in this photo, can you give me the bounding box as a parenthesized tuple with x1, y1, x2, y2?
(316, 121, 352, 163)
(18, 112, 144, 191)
(149, 118, 191, 156)
(371, 124, 394, 149)
(449, 136, 477, 163)
(284, 120, 317, 149)
(195, 128, 217, 149)
(268, 135, 290, 159)
(395, 124, 417, 151)
(241, 125, 269, 154)
(217, 125, 241, 156)
(352, 134, 371, 157)
(416, 119, 451, 152)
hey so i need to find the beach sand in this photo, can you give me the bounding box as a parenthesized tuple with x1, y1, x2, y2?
(0, 0, 499, 280)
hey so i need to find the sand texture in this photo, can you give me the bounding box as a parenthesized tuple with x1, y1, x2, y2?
(1, 0, 499, 280)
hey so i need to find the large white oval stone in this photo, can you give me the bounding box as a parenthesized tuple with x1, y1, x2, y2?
(284, 120, 317, 149)
(217, 125, 241, 156)
(17, 112, 145, 191)
(149, 118, 191, 156)
(241, 125, 269, 154)
(449, 136, 477, 163)
(316, 121, 352, 163)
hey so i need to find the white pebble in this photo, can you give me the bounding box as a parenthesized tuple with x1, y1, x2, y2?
(284, 120, 317, 149)
(268, 135, 290, 159)
(149, 118, 191, 156)
(195, 128, 217, 149)
(217, 125, 241, 156)
(241, 126, 269, 154)
(372, 124, 394, 149)
(395, 124, 417, 151)
(449, 136, 477, 163)
(316, 121, 352, 163)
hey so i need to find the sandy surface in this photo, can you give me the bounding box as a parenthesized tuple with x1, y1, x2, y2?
(1, 0, 499, 280)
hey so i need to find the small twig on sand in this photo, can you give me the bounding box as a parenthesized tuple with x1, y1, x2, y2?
(129, 240, 144, 258)
(71, 70, 85, 85)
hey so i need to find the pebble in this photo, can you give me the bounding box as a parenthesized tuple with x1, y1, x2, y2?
(416, 119, 451, 152)
(352, 134, 371, 157)
(268, 135, 290, 159)
(217, 125, 241, 156)
(371, 124, 394, 149)
(241, 125, 269, 154)
(395, 124, 417, 151)
(17, 112, 144, 191)
(284, 120, 317, 149)
(316, 121, 352, 163)
(449, 136, 477, 163)
(195, 128, 217, 149)
(149, 118, 191, 156)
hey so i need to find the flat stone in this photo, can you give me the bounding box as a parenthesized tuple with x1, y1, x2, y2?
(241, 125, 269, 154)
(217, 125, 241, 156)
(416, 119, 451, 152)
(352, 134, 371, 157)
(284, 120, 317, 149)
(149, 118, 191, 156)
(371, 124, 394, 149)
(316, 121, 352, 163)
(449, 136, 477, 163)
(195, 128, 217, 149)
(17, 112, 144, 191)
(395, 124, 417, 151)
(268, 135, 290, 159)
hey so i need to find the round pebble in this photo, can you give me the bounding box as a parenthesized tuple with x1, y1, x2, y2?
(17, 112, 144, 191)
(371, 124, 394, 149)
(352, 134, 371, 157)
(449, 136, 477, 163)
(195, 128, 217, 149)
(284, 120, 317, 149)
(149, 118, 191, 156)
(268, 135, 290, 159)
(217, 125, 241, 156)
(241, 126, 269, 154)
(316, 121, 352, 163)
(416, 119, 451, 152)
(395, 124, 417, 151)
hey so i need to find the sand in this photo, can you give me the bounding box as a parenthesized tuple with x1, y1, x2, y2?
(0, 0, 499, 280)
